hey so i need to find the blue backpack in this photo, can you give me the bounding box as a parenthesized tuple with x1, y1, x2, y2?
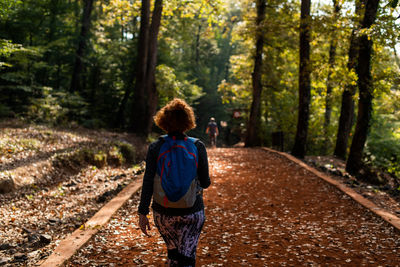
(153, 135, 200, 208)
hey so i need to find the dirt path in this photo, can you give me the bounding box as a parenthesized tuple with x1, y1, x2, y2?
(68, 148, 400, 266)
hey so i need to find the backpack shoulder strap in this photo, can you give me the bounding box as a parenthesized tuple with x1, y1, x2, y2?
(186, 137, 198, 143)
(159, 134, 168, 141)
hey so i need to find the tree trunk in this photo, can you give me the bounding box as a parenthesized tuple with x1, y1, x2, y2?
(115, 49, 136, 128)
(74, 0, 80, 33)
(195, 24, 202, 65)
(56, 59, 61, 90)
(245, 0, 266, 147)
(322, 0, 340, 154)
(346, 0, 380, 175)
(70, 0, 95, 92)
(291, 0, 311, 158)
(115, 16, 138, 128)
(334, 0, 363, 159)
(144, 0, 163, 134)
(48, 0, 59, 42)
(89, 62, 100, 113)
(115, 88, 131, 128)
(131, 0, 150, 133)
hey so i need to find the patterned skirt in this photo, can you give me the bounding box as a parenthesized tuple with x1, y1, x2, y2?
(153, 209, 205, 267)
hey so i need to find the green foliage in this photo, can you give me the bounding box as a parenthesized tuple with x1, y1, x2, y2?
(0, 39, 22, 69)
(53, 141, 135, 169)
(26, 87, 62, 123)
(156, 64, 204, 107)
(108, 146, 124, 166)
(220, 0, 300, 147)
(113, 141, 136, 164)
(93, 151, 107, 168)
(25, 88, 89, 125)
(0, 0, 22, 19)
(0, 103, 13, 118)
(81, 119, 106, 129)
(55, 141, 136, 168)
(0, 0, 399, 179)
(365, 89, 400, 179)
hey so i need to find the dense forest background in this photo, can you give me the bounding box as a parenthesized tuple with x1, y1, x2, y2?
(1, 0, 400, 183)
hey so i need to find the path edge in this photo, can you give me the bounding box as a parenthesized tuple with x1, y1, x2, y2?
(39, 175, 143, 267)
(261, 147, 400, 232)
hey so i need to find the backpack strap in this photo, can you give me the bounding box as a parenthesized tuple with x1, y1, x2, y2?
(160, 135, 198, 143)
(187, 137, 197, 143)
(159, 134, 168, 141)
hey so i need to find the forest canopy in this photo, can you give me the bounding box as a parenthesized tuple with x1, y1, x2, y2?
(1, 0, 400, 181)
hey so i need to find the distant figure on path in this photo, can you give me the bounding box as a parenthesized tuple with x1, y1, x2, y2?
(205, 117, 219, 148)
(138, 98, 211, 266)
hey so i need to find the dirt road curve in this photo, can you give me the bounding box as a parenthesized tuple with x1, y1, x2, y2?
(68, 148, 400, 266)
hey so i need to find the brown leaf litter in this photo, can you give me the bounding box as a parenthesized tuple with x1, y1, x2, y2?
(67, 148, 400, 266)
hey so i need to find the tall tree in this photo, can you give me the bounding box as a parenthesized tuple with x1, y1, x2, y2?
(48, 0, 59, 42)
(245, 0, 266, 147)
(292, 0, 311, 158)
(115, 10, 140, 129)
(334, 0, 363, 159)
(70, 0, 95, 92)
(131, 0, 150, 133)
(322, 0, 341, 154)
(131, 0, 163, 135)
(346, 0, 380, 175)
(145, 0, 163, 134)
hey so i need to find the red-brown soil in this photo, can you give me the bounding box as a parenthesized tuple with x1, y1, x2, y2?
(68, 148, 400, 266)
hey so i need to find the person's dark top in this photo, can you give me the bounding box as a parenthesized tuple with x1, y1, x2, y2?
(138, 133, 211, 216)
(207, 121, 218, 135)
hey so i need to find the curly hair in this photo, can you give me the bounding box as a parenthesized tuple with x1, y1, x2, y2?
(153, 98, 196, 133)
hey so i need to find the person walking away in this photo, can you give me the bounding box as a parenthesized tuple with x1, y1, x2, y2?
(205, 117, 219, 148)
(138, 98, 211, 266)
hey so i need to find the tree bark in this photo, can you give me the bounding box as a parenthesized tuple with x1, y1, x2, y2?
(89, 61, 100, 113)
(131, 0, 150, 133)
(145, 0, 163, 134)
(322, 0, 340, 154)
(115, 16, 139, 128)
(195, 24, 202, 65)
(70, 0, 95, 92)
(48, 0, 59, 42)
(292, 0, 311, 158)
(334, 0, 363, 159)
(74, 0, 80, 33)
(346, 0, 380, 175)
(245, 0, 266, 147)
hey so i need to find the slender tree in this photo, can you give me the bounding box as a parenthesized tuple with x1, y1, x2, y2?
(334, 0, 363, 159)
(115, 16, 139, 129)
(115, 58, 135, 128)
(292, 0, 311, 158)
(322, 0, 341, 154)
(245, 0, 266, 147)
(48, 0, 59, 42)
(346, 0, 380, 175)
(70, 0, 95, 92)
(195, 23, 202, 65)
(145, 0, 163, 134)
(131, 0, 150, 133)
